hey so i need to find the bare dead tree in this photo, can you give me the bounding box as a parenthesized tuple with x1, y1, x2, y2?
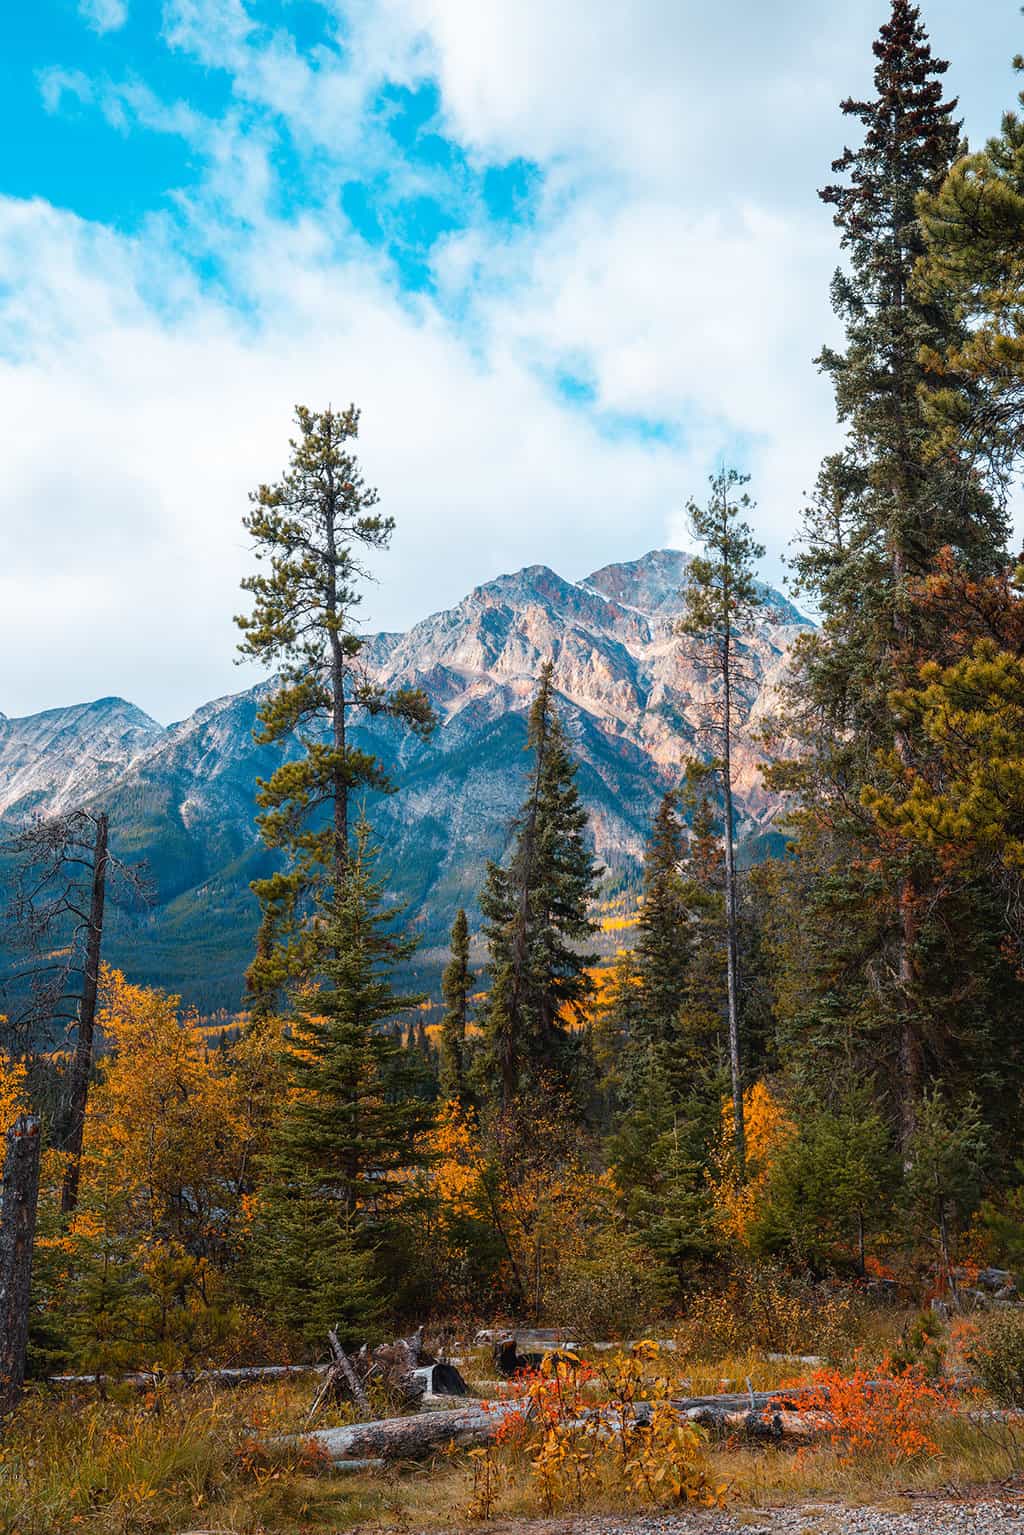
(0, 1114, 42, 1418)
(1, 810, 146, 1214)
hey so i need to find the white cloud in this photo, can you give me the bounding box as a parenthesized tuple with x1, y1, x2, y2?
(4, 0, 1022, 720)
(0, 196, 690, 720)
(78, 0, 129, 34)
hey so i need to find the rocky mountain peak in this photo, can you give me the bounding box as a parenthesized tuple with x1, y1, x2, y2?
(582, 548, 693, 615)
(583, 548, 807, 626)
(0, 696, 163, 820)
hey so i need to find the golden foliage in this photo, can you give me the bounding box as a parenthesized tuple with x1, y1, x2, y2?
(496, 1345, 724, 1513)
(708, 1081, 795, 1242)
(0, 1039, 27, 1177)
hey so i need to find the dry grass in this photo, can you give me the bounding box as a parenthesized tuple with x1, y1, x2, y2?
(3, 1318, 1021, 1534)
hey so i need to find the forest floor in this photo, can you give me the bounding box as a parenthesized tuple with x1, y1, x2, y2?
(6, 1324, 1024, 1534)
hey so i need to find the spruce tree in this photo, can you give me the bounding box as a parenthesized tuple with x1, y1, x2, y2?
(610, 778, 727, 1274)
(236, 405, 435, 1002)
(679, 470, 766, 1168)
(674, 782, 728, 1076)
(917, 52, 1024, 481)
(440, 909, 473, 1105)
(253, 824, 432, 1327)
(479, 663, 601, 1112)
(780, 0, 1007, 1151)
(634, 791, 690, 1053)
(249, 1170, 381, 1348)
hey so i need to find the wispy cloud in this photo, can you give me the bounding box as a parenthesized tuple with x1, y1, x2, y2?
(78, 0, 129, 35)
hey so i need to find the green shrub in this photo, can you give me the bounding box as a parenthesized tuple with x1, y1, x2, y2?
(966, 1308, 1024, 1406)
(549, 1226, 672, 1340)
(890, 1309, 946, 1380)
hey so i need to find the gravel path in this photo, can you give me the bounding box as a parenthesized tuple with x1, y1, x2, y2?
(470, 1499, 1024, 1535)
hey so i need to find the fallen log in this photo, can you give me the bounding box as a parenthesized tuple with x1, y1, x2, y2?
(294, 1398, 530, 1464)
(683, 1405, 834, 1441)
(296, 1392, 826, 1469)
(48, 1363, 326, 1391)
(670, 1386, 823, 1413)
(566, 1397, 832, 1445)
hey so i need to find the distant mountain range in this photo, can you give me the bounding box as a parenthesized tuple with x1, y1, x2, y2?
(0, 551, 809, 1012)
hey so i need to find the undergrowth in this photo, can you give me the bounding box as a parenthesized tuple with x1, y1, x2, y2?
(2, 1317, 1021, 1533)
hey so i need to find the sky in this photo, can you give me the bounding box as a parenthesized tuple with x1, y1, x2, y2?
(1, 0, 1021, 723)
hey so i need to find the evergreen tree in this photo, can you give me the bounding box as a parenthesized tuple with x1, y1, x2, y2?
(750, 1092, 895, 1274)
(591, 945, 644, 1123)
(440, 909, 473, 1105)
(249, 1171, 381, 1348)
(679, 469, 766, 1168)
(777, 1, 1007, 1151)
(634, 791, 690, 1053)
(236, 405, 435, 1003)
(917, 51, 1024, 483)
(608, 1059, 717, 1281)
(902, 1088, 988, 1297)
(479, 663, 601, 1112)
(609, 777, 728, 1279)
(675, 779, 728, 1075)
(252, 825, 433, 1325)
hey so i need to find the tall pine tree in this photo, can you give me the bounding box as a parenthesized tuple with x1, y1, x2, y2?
(633, 791, 691, 1055)
(679, 469, 766, 1167)
(236, 405, 435, 1006)
(917, 50, 1024, 482)
(479, 663, 601, 1113)
(778, 1, 1007, 1150)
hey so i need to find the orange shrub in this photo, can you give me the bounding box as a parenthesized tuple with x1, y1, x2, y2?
(801, 1361, 956, 1463)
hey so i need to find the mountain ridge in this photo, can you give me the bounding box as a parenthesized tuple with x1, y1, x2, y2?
(0, 550, 809, 1010)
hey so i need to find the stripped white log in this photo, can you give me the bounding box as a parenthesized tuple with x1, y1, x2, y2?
(48, 1363, 326, 1391)
(294, 1398, 530, 1464)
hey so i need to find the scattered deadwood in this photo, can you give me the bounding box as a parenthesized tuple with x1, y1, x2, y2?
(321, 1327, 470, 1413)
(307, 1331, 369, 1425)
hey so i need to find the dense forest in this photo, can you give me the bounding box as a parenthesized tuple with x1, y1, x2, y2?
(3, 8, 1024, 1522)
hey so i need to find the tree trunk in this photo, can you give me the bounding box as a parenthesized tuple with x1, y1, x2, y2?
(323, 435, 348, 888)
(0, 1115, 42, 1417)
(61, 811, 108, 1215)
(938, 1197, 960, 1311)
(897, 871, 923, 1160)
(720, 644, 745, 1171)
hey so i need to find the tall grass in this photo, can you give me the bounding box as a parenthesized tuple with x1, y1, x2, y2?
(2, 1319, 1020, 1533)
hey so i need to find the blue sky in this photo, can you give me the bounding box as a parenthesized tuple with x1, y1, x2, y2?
(1, 0, 1021, 719)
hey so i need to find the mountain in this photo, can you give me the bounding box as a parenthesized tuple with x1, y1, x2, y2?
(0, 551, 809, 1012)
(0, 697, 162, 821)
